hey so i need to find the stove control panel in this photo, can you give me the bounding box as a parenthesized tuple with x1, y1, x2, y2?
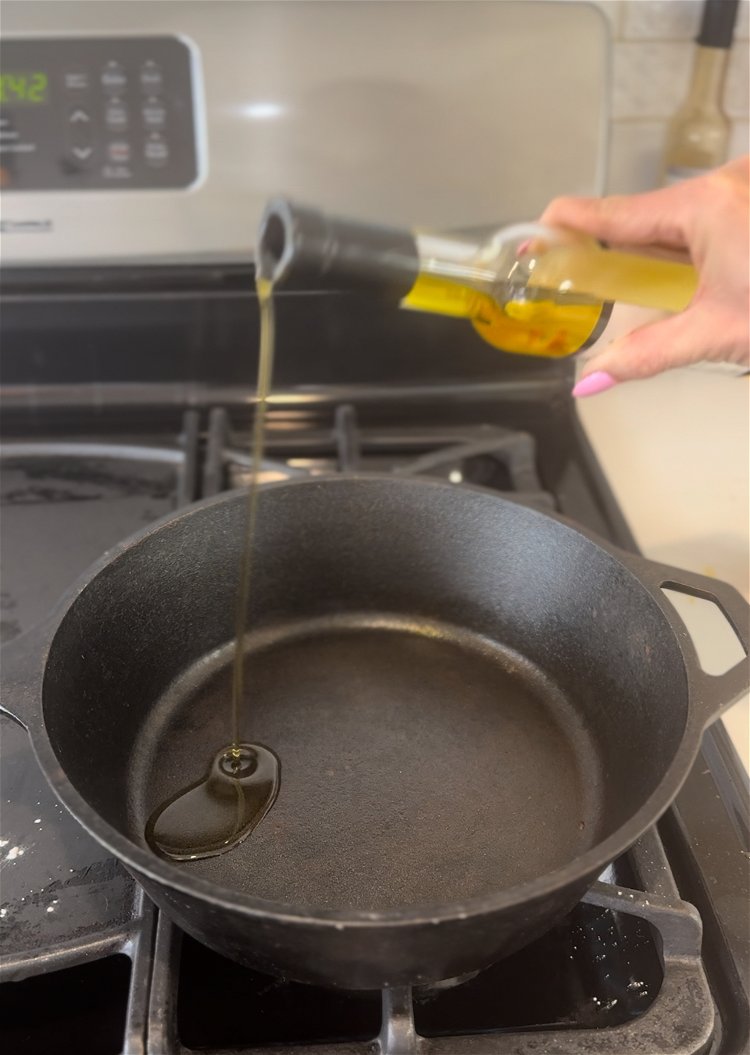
(0, 36, 200, 191)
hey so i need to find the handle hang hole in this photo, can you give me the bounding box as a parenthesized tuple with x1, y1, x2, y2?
(661, 587, 748, 676)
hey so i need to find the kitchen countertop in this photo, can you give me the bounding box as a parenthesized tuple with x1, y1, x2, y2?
(578, 366, 750, 772)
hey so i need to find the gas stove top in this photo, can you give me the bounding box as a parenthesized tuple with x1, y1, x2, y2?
(1, 404, 748, 1055)
(1, 0, 745, 1042)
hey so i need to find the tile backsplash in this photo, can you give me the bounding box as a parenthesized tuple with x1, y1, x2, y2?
(591, 0, 749, 192)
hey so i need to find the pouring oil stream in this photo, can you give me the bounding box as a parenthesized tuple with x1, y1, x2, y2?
(145, 277, 280, 862)
(230, 277, 276, 754)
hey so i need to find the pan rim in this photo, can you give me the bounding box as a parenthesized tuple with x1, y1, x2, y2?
(28, 474, 704, 928)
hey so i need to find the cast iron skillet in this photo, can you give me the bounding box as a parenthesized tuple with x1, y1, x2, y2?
(1, 475, 748, 988)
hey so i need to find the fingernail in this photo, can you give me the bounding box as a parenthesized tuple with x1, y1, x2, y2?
(572, 371, 617, 398)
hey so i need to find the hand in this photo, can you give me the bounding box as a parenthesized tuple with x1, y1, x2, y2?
(540, 155, 750, 396)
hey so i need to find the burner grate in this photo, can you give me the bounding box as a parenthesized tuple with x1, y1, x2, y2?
(142, 830, 714, 1055)
(2, 406, 743, 1055)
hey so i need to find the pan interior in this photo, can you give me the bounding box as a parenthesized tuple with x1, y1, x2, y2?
(129, 613, 604, 913)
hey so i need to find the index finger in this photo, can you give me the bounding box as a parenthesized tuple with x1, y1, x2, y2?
(539, 186, 698, 250)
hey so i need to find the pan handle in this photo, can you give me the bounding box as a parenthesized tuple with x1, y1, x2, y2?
(637, 559, 749, 730)
(0, 624, 46, 733)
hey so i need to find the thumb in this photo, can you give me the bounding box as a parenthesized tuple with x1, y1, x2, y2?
(571, 309, 711, 396)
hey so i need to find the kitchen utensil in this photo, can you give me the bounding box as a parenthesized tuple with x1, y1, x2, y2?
(1, 475, 747, 988)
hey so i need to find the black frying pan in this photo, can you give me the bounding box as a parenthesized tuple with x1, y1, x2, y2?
(1, 475, 747, 988)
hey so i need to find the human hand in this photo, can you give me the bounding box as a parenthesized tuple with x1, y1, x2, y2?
(540, 155, 750, 396)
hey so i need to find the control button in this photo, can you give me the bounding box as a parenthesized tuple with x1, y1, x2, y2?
(101, 61, 127, 94)
(64, 70, 90, 92)
(144, 132, 169, 167)
(142, 97, 166, 128)
(107, 140, 131, 163)
(0, 116, 19, 143)
(102, 163, 132, 181)
(65, 135, 95, 170)
(67, 103, 93, 167)
(140, 61, 163, 93)
(105, 99, 128, 129)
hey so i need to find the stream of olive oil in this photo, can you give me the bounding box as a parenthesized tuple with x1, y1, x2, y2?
(230, 277, 276, 753)
(145, 278, 280, 862)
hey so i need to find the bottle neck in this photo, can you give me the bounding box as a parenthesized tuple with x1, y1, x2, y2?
(415, 233, 491, 287)
(257, 199, 419, 298)
(684, 45, 730, 109)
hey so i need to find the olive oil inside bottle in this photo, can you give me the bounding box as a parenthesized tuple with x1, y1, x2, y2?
(146, 278, 280, 862)
(404, 273, 604, 358)
(402, 242, 697, 358)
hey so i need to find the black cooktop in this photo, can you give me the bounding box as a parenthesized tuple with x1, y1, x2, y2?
(1, 403, 747, 1055)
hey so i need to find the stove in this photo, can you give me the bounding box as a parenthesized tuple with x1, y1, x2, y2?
(1, 373, 748, 1053)
(0, 3, 747, 1047)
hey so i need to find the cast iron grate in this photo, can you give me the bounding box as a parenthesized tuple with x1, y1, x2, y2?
(0, 408, 735, 1055)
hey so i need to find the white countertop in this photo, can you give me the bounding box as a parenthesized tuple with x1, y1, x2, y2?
(577, 366, 750, 771)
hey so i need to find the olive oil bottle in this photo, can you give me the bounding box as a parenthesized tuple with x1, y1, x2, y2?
(257, 200, 698, 359)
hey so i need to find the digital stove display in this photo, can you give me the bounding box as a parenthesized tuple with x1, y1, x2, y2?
(0, 36, 199, 190)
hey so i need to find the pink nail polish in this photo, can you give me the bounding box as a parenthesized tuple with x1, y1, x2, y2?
(572, 371, 617, 398)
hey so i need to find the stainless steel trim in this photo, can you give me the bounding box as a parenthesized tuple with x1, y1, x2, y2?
(1, 379, 565, 410)
(0, 442, 186, 463)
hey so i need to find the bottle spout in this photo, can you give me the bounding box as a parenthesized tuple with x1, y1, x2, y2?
(256, 198, 419, 299)
(256, 198, 303, 286)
